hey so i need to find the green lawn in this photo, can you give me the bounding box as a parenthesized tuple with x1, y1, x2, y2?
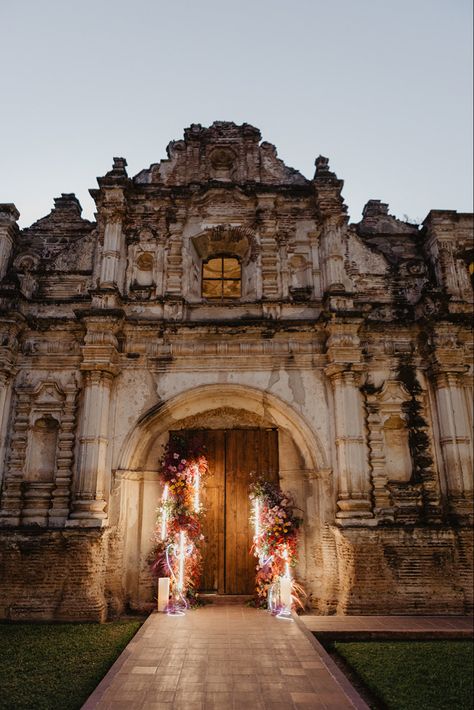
(334, 640, 474, 710)
(0, 620, 142, 710)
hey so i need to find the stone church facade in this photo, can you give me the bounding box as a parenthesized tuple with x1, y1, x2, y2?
(0, 122, 472, 621)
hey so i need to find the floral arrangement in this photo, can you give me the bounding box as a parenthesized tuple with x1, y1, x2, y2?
(150, 434, 209, 609)
(250, 478, 303, 610)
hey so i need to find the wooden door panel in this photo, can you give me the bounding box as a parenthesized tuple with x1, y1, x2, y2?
(224, 429, 279, 594)
(225, 429, 254, 594)
(199, 430, 225, 592)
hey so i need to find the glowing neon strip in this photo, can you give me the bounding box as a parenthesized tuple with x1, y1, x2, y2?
(194, 470, 200, 513)
(160, 484, 169, 541)
(254, 498, 260, 556)
(178, 530, 185, 592)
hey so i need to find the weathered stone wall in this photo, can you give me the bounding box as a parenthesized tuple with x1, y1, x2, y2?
(0, 122, 472, 620)
(0, 529, 110, 621)
(323, 526, 474, 615)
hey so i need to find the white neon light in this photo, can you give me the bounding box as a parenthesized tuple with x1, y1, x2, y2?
(283, 546, 291, 579)
(193, 469, 200, 513)
(178, 530, 186, 592)
(254, 498, 260, 555)
(160, 483, 169, 541)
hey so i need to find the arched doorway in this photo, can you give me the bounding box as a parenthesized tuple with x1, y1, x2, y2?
(114, 384, 329, 609)
(173, 427, 279, 595)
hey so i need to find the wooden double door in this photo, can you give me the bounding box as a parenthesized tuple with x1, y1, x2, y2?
(183, 428, 278, 595)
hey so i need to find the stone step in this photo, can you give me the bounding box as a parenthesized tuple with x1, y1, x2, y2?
(198, 594, 253, 605)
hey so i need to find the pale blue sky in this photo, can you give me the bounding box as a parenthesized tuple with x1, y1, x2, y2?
(1, 0, 472, 227)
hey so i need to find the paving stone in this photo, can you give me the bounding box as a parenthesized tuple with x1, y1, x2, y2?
(82, 606, 370, 709)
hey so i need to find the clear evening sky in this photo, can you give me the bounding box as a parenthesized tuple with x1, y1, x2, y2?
(0, 0, 472, 228)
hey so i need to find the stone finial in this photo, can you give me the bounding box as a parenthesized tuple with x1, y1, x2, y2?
(113, 157, 127, 171)
(362, 200, 389, 219)
(53, 194, 82, 214)
(104, 157, 128, 180)
(314, 155, 331, 174)
(312, 156, 347, 218)
(0, 204, 20, 223)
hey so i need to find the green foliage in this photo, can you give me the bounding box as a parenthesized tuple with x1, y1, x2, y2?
(0, 620, 141, 710)
(334, 640, 474, 710)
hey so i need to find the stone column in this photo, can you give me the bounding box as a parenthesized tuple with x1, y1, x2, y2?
(432, 368, 473, 519)
(326, 364, 373, 522)
(325, 320, 374, 524)
(0, 371, 14, 488)
(0, 315, 23, 494)
(312, 156, 349, 296)
(0, 388, 30, 525)
(99, 210, 126, 291)
(69, 370, 115, 525)
(0, 204, 19, 281)
(308, 230, 322, 298)
(319, 218, 347, 293)
(68, 315, 121, 527)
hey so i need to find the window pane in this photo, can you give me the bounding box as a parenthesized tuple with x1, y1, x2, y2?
(203, 258, 223, 279)
(222, 279, 241, 297)
(202, 279, 222, 298)
(222, 258, 240, 279)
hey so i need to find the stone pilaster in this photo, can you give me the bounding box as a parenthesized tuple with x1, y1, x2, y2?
(365, 403, 394, 521)
(91, 157, 129, 299)
(277, 231, 289, 299)
(49, 378, 79, 526)
(0, 388, 30, 525)
(99, 210, 126, 290)
(432, 367, 473, 520)
(0, 315, 23, 509)
(308, 230, 322, 298)
(312, 156, 349, 295)
(325, 320, 374, 524)
(423, 211, 473, 313)
(68, 315, 121, 527)
(164, 211, 185, 296)
(257, 194, 280, 299)
(319, 218, 347, 293)
(0, 204, 19, 282)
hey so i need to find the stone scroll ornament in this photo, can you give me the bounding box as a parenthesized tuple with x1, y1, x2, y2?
(150, 435, 209, 614)
(250, 478, 305, 619)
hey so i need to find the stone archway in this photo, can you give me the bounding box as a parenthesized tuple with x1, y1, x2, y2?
(113, 384, 330, 609)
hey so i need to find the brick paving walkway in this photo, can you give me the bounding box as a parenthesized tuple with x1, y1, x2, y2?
(82, 606, 368, 710)
(301, 614, 474, 639)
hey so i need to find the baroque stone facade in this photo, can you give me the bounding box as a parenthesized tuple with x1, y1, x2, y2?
(0, 122, 472, 620)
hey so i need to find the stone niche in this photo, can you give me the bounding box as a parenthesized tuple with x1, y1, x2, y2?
(383, 414, 412, 483)
(26, 414, 59, 482)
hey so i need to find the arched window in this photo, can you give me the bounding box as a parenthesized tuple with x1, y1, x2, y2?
(202, 256, 241, 298)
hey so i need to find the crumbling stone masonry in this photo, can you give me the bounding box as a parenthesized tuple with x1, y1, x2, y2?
(0, 122, 472, 620)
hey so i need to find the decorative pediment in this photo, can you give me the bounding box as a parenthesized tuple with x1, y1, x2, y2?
(377, 380, 412, 406)
(32, 381, 65, 407)
(191, 225, 255, 261)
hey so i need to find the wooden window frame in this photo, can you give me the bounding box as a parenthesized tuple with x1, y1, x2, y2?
(201, 254, 242, 300)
